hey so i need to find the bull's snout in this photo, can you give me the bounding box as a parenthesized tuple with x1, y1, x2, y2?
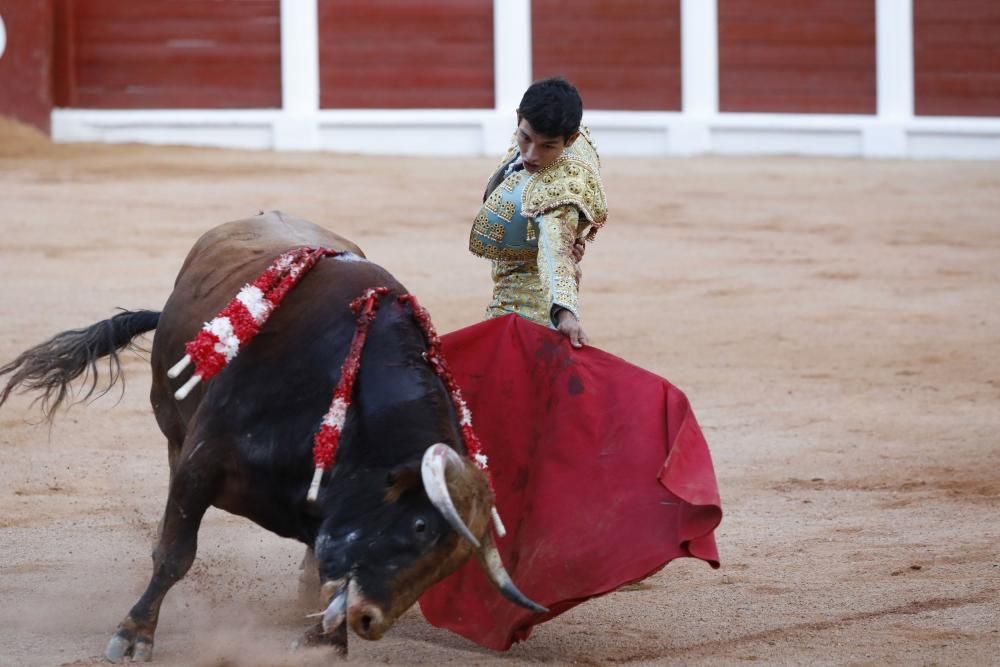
(342, 578, 388, 639)
(347, 600, 386, 640)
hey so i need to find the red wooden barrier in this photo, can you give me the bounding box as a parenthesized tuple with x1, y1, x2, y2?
(52, 0, 281, 109)
(719, 0, 877, 114)
(531, 0, 681, 111)
(319, 0, 494, 109)
(0, 0, 54, 131)
(914, 0, 1000, 116)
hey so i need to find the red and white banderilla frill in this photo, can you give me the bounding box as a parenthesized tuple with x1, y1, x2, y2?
(167, 247, 503, 532)
(167, 247, 338, 399)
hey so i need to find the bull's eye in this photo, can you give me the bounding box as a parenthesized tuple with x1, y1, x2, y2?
(414, 518, 427, 534)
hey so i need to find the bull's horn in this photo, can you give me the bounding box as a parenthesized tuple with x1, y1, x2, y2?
(421, 443, 481, 549)
(477, 532, 548, 614)
(322, 587, 348, 633)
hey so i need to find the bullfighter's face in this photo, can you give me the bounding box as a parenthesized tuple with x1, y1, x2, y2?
(312, 458, 493, 640)
(515, 116, 579, 173)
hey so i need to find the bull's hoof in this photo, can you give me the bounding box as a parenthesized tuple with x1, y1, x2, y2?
(133, 639, 154, 662)
(298, 621, 347, 656)
(104, 629, 154, 663)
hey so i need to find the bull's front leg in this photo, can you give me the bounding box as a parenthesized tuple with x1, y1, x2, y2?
(105, 459, 214, 663)
(298, 558, 349, 655)
(298, 546, 321, 607)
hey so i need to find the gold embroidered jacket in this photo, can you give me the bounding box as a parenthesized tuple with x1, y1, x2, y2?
(469, 128, 608, 327)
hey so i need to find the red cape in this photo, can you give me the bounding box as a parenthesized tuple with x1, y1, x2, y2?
(419, 315, 722, 649)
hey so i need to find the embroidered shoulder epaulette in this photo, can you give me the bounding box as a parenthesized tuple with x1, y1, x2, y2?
(522, 126, 608, 241)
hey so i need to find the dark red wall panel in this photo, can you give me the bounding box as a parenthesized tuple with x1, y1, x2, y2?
(319, 0, 494, 109)
(53, 0, 281, 109)
(0, 0, 54, 132)
(531, 0, 681, 111)
(719, 0, 877, 114)
(914, 0, 1000, 116)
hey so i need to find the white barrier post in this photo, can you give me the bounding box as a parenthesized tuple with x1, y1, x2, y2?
(866, 0, 914, 157)
(276, 0, 320, 150)
(677, 0, 718, 155)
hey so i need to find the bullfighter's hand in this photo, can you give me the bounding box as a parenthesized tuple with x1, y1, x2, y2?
(556, 309, 589, 348)
(572, 239, 586, 263)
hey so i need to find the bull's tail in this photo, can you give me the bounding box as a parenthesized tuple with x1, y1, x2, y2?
(0, 309, 161, 420)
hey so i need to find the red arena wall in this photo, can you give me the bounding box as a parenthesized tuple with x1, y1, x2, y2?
(914, 0, 1000, 117)
(531, 0, 682, 111)
(318, 0, 494, 109)
(718, 0, 877, 114)
(0, 0, 54, 132)
(1, 0, 997, 158)
(52, 0, 281, 109)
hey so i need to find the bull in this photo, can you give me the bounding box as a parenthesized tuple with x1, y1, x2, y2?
(0, 212, 544, 662)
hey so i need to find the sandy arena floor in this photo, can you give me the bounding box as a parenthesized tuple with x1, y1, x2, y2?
(0, 119, 997, 666)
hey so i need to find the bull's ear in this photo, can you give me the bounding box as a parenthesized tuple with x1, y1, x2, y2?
(385, 461, 422, 503)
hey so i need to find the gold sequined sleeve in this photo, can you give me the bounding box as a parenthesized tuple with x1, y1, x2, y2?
(536, 205, 582, 327)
